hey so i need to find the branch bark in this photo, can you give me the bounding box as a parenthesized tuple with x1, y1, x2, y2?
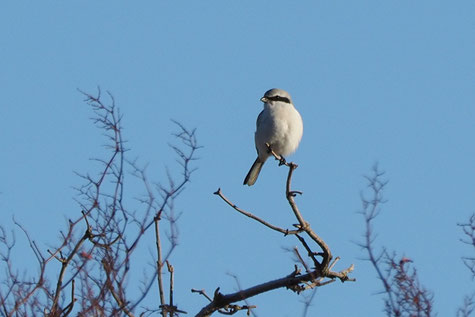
(203, 156, 354, 315)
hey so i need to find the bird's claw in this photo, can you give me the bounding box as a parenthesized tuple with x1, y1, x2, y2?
(278, 156, 287, 166)
(289, 190, 303, 196)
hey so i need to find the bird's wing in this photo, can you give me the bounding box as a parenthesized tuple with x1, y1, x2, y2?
(255, 110, 267, 155)
(256, 110, 265, 129)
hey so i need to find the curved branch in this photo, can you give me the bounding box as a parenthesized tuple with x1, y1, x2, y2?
(214, 188, 301, 235)
(284, 163, 332, 270)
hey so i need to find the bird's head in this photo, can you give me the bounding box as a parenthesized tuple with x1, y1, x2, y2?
(260, 88, 292, 104)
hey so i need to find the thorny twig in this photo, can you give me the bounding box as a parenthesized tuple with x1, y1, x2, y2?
(459, 213, 475, 278)
(457, 293, 475, 317)
(0, 88, 199, 317)
(358, 164, 434, 317)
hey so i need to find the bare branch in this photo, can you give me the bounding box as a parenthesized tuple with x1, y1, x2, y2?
(194, 269, 321, 317)
(0, 89, 199, 316)
(457, 293, 475, 317)
(359, 164, 434, 317)
(214, 188, 301, 235)
(205, 152, 354, 315)
(459, 213, 475, 278)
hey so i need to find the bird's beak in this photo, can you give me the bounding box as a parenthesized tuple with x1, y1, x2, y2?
(260, 97, 268, 103)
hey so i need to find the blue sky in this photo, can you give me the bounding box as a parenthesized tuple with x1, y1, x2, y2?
(1, 1, 474, 316)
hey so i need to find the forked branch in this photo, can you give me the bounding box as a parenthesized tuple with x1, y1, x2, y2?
(200, 156, 354, 316)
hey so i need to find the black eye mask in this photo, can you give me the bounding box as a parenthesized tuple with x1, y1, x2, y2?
(266, 95, 291, 104)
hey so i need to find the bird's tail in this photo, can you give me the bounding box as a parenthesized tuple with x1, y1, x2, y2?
(243, 158, 264, 186)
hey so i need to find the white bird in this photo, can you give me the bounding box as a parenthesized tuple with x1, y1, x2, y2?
(243, 88, 303, 186)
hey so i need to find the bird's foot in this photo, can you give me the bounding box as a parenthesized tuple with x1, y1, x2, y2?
(288, 190, 303, 197)
(278, 156, 287, 166)
(265, 143, 288, 166)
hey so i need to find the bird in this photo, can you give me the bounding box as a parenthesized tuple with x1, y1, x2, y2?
(243, 88, 303, 186)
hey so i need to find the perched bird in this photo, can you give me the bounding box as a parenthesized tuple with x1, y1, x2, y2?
(243, 88, 303, 186)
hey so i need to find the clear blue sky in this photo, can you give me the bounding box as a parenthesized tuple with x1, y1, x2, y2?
(1, 1, 474, 316)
